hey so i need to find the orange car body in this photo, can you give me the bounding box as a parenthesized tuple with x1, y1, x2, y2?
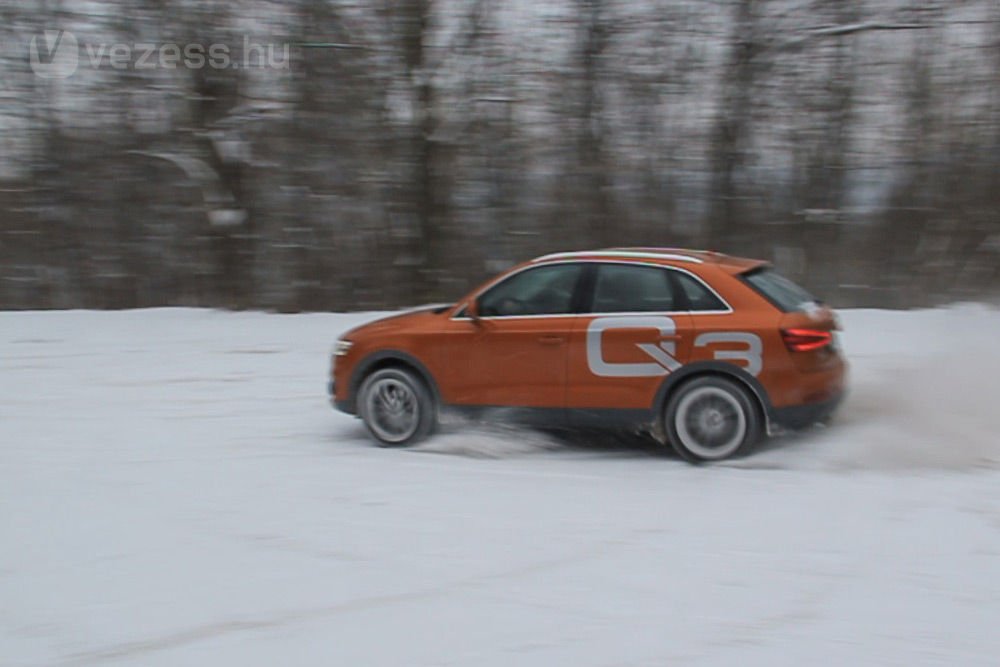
(331, 249, 846, 434)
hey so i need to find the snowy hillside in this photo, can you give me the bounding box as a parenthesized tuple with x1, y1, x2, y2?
(3, 306, 1000, 665)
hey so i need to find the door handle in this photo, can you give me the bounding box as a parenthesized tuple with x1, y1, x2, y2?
(538, 335, 565, 345)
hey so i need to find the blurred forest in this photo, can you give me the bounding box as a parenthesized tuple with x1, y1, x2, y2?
(0, 0, 998, 311)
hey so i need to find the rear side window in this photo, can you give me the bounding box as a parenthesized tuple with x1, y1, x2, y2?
(674, 272, 727, 312)
(743, 268, 817, 312)
(592, 264, 677, 313)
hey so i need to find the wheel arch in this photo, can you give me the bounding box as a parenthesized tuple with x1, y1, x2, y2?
(347, 350, 441, 414)
(653, 362, 774, 433)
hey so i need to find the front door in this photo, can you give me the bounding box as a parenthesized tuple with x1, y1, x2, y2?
(440, 263, 586, 411)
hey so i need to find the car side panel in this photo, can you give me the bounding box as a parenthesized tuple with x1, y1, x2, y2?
(683, 309, 783, 393)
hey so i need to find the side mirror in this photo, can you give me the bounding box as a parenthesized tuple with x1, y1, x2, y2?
(465, 300, 481, 321)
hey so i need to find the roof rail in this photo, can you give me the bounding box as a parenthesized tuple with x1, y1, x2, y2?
(533, 250, 703, 264)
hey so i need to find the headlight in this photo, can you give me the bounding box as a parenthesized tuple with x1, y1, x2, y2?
(333, 340, 354, 357)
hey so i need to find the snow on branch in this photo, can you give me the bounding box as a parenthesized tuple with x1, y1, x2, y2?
(770, 22, 932, 54)
(806, 22, 932, 37)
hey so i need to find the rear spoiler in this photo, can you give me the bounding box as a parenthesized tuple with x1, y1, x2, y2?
(718, 258, 771, 275)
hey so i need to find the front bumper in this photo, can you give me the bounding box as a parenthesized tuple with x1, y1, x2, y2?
(329, 380, 356, 415)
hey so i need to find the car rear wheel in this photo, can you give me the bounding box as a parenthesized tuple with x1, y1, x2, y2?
(359, 368, 436, 447)
(665, 376, 761, 462)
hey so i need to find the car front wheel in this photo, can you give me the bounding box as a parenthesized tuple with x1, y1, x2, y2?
(665, 376, 761, 462)
(358, 367, 436, 447)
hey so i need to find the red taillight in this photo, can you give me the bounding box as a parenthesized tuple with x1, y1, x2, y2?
(781, 328, 833, 352)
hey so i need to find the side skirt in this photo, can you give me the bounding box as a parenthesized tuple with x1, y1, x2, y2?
(442, 405, 656, 431)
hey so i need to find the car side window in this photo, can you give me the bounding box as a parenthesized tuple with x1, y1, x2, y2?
(592, 264, 677, 313)
(478, 264, 583, 317)
(674, 272, 727, 312)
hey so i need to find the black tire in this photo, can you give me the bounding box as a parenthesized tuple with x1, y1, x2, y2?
(664, 376, 762, 462)
(358, 367, 437, 447)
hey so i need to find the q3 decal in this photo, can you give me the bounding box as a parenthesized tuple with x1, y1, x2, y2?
(587, 316, 681, 377)
(586, 317, 764, 378)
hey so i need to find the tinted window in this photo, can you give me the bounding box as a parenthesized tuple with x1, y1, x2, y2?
(479, 264, 583, 316)
(592, 264, 677, 313)
(675, 272, 727, 312)
(743, 268, 817, 312)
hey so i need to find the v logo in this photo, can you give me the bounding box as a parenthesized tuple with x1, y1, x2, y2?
(29, 29, 79, 80)
(36, 30, 66, 65)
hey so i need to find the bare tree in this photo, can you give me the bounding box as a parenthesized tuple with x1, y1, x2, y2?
(1, 0, 998, 310)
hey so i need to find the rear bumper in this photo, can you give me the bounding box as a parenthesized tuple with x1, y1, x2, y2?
(770, 391, 844, 431)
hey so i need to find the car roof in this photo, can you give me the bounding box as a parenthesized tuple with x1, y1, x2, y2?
(531, 248, 768, 274)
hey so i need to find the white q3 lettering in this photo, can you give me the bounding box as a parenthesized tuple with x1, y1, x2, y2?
(587, 316, 681, 377)
(586, 317, 764, 378)
(694, 332, 763, 377)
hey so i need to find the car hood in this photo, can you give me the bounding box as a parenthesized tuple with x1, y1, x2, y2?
(343, 304, 451, 340)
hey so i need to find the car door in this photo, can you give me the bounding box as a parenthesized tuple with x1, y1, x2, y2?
(439, 262, 586, 413)
(566, 263, 694, 420)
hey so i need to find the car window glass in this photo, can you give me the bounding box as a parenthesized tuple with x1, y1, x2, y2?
(675, 272, 727, 311)
(478, 264, 583, 317)
(743, 268, 816, 312)
(592, 264, 677, 313)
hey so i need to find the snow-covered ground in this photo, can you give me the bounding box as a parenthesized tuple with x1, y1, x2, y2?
(3, 306, 1000, 666)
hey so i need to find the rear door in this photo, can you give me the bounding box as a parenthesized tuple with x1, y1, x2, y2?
(566, 263, 694, 419)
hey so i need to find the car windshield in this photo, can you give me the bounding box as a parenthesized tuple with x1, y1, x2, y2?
(742, 268, 818, 312)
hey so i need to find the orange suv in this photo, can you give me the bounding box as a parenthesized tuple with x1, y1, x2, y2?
(330, 249, 846, 461)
